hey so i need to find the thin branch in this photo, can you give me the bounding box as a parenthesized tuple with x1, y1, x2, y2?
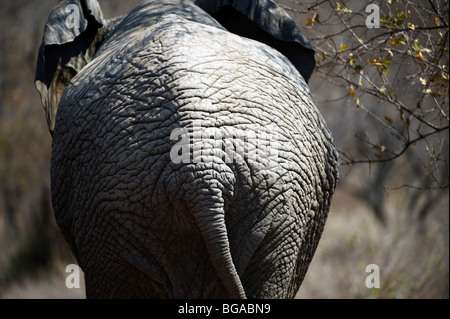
(340, 124, 449, 165)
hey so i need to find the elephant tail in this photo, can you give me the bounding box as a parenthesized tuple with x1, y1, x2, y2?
(185, 174, 246, 299)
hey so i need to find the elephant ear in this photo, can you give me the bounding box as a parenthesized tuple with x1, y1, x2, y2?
(193, 0, 315, 83)
(35, 0, 105, 135)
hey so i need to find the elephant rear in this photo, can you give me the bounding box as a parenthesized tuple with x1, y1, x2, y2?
(37, 0, 338, 298)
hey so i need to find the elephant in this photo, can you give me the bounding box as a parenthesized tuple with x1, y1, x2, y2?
(35, 0, 339, 298)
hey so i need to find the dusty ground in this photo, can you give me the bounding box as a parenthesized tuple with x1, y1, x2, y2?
(1, 267, 85, 299)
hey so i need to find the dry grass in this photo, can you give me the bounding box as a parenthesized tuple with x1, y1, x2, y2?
(1, 260, 85, 299)
(297, 188, 449, 299)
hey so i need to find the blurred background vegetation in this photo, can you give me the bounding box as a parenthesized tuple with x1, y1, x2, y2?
(0, 0, 448, 298)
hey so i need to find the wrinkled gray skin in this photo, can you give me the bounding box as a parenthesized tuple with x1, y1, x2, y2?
(35, 0, 338, 298)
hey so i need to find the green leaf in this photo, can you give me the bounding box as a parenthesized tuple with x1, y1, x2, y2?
(434, 16, 440, 27)
(336, 2, 352, 14)
(349, 85, 355, 97)
(305, 13, 320, 26)
(372, 145, 381, 151)
(381, 59, 391, 75)
(381, 14, 394, 27)
(412, 39, 421, 52)
(391, 38, 406, 45)
(379, 87, 387, 94)
(367, 58, 383, 66)
(339, 44, 348, 54)
(313, 13, 321, 23)
(395, 13, 405, 26)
